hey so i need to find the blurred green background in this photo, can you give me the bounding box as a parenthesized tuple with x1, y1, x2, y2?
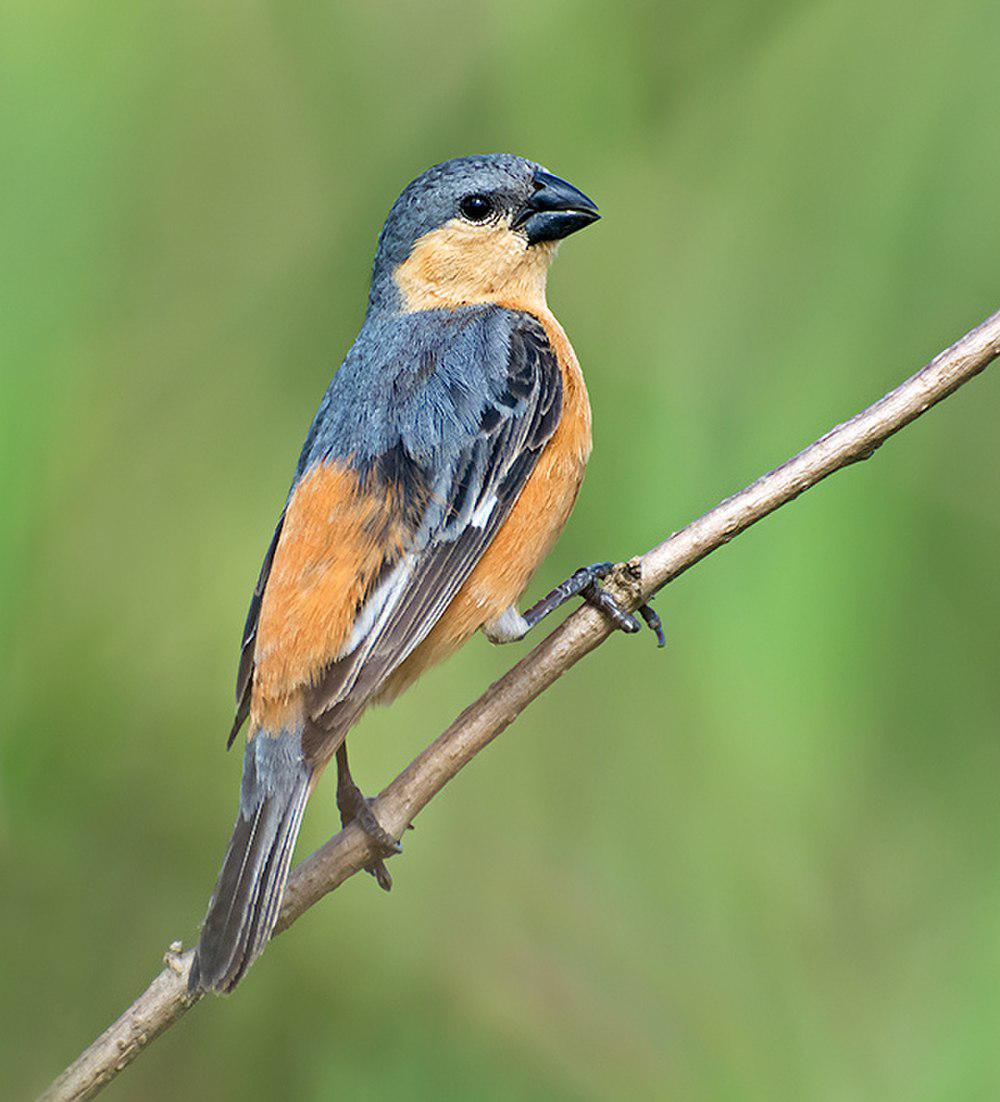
(3, 2, 1000, 1099)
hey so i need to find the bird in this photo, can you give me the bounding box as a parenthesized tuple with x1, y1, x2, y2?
(189, 153, 662, 996)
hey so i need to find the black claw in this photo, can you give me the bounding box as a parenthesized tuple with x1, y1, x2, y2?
(637, 602, 666, 648)
(370, 862, 393, 892)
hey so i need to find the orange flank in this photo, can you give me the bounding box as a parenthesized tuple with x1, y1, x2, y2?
(251, 461, 410, 727)
(380, 307, 592, 701)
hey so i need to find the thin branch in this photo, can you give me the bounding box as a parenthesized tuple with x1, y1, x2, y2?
(39, 308, 1000, 1102)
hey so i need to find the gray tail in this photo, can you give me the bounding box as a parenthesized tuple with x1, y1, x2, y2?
(190, 734, 312, 995)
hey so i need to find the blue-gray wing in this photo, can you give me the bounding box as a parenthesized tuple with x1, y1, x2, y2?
(303, 310, 562, 736)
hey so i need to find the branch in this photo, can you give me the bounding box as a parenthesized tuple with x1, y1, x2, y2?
(40, 308, 1000, 1101)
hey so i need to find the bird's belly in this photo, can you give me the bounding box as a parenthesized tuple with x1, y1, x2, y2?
(378, 310, 591, 702)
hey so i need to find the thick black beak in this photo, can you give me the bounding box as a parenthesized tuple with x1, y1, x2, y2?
(513, 169, 600, 245)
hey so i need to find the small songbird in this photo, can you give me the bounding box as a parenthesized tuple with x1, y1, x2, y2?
(190, 154, 661, 995)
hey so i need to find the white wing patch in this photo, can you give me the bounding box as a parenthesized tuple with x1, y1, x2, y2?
(470, 492, 498, 529)
(337, 555, 414, 659)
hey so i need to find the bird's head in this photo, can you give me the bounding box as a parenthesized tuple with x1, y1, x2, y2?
(368, 154, 599, 316)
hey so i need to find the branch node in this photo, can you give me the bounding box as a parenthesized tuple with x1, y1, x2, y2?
(163, 942, 186, 975)
(608, 558, 644, 609)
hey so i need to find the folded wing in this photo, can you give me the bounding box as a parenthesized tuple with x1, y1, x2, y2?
(231, 308, 562, 752)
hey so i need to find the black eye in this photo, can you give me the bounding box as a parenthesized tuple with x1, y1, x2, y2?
(459, 194, 494, 222)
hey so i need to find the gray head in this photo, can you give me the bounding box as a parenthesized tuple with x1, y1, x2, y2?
(367, 153, 599, 315)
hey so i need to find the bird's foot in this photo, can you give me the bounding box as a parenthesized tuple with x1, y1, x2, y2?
(581, 579, 665, 647)
(524, 561, 665, 647)
(336, 781, 401, 892)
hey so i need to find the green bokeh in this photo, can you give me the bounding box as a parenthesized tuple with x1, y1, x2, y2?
(3, 3, 999, 1099)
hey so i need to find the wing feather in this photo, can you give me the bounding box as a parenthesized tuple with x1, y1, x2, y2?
(305, 315, 561, 729)
(229, 309, 561, 748)
(229, 514, 285, 748)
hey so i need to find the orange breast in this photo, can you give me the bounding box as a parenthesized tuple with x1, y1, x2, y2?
(379, 308, 592, 700)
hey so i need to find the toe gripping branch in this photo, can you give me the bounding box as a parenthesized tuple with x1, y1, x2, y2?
(335, 744, 403, 892)
(522, 561, 665, 647)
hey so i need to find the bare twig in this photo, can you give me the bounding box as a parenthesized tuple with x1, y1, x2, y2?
(39, 308, 1000, 1101)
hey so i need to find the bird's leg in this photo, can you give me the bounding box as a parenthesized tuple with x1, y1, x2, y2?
(335, 741, 401, 892)
(483, 562, 665, 647)
(532, 562, 639, 635)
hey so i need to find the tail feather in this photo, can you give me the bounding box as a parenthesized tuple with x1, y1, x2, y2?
(190, 731, 312, 995)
